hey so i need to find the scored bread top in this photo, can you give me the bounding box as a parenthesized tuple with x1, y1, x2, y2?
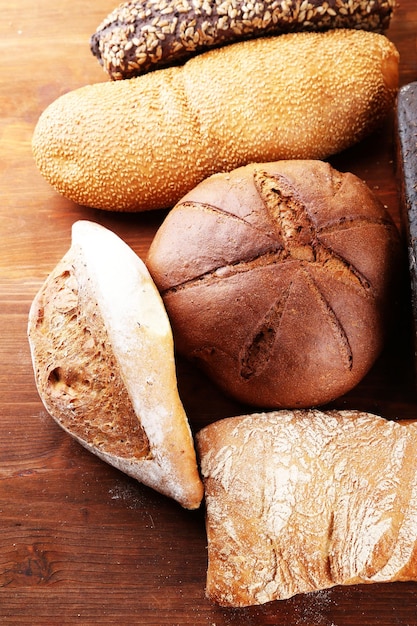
(28, 220, 203, 509)
(146, 160, 401, 408)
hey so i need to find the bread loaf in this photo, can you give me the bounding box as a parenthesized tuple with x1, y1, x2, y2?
(91, 0, 397, 79)
(27, 220, 203, 510)
(396, 82, 417, 380)
(32, 30, 399, 212)
(146, 160, 401, 408)
(196, 409, 417, 606)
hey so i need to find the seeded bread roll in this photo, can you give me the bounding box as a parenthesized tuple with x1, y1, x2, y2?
(196, 409, 417, 606)
(90, 0, 397, 79)
(146, 160, 401, 408)
(32, 30, 399, 212)
(28, 220, 203, 510)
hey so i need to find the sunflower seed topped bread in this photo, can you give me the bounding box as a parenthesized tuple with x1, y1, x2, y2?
(196, 409, 417, 606)
(32, 30, 399, 212)
(90, 0, 397, 79)
(27, 220, 203, 510)
(146, 160, 401, 408)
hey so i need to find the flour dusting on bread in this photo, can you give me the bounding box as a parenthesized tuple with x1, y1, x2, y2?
(197, 410, 417, 606)
(28, 220, 203, 510)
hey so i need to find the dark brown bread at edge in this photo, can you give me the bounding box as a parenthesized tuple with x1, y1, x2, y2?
(396, 82, 417, 382)
(146, 160, 401, 409)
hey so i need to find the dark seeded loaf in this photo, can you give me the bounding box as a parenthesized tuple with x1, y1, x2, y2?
(91, 0, 397, 79)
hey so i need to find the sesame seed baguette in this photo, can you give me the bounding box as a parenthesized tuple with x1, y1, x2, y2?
(91, 0, 397, 79)
(28, 220, 204, 510)
(32, 30, 399, 212)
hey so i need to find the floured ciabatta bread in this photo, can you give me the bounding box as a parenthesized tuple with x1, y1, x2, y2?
(196, 410, 417, 606)
(28, 220, 203, 510)
(147, 160, 401, 408)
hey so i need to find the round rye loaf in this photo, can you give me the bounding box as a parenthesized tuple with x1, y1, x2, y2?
(146, 160, 401, 408)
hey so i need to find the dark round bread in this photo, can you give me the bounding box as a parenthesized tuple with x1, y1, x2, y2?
(146, 160, 401, 408)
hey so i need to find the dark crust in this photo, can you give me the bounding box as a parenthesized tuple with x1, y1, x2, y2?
(396, 81, 417, 383)
(147, 162, 400, 407)
(90, 0, 396, 79)
(162, 170, 392, 299)
(164, 170, 385, 379)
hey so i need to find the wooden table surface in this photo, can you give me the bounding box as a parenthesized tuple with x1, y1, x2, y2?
(2, 1, 417, 624)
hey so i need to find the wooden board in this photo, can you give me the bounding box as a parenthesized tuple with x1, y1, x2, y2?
(1, 1, 417, 623)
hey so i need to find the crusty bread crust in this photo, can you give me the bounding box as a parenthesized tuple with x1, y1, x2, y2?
(147, 160, 401, 408)
(28, 220, 203, 510)
(90, 0, 397, 79)
(32, 30, 399, 212)
(196, 410, 417, 606)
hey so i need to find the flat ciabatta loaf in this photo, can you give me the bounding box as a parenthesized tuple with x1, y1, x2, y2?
(90, 0, 397, 79)
(196, 410, 417, 606)
(32, 30, 399, 212)
(27, 220, 203, 510)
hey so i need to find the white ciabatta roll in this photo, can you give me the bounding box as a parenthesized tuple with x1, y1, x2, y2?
(32, 30, 399, 212)
(196, 410, 417, 606)
(27, 220, 203, 510)
(90, 0, 397, 79)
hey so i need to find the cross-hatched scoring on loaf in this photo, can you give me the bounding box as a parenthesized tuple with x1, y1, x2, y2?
(164, 169, 390, 380)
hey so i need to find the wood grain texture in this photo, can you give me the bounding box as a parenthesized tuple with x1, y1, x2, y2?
(1, 1, 417, 623)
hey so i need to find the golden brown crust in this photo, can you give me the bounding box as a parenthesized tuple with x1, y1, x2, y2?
(29, 251, 152, 460)
(28, 220, 203, 510)
(32, 30, 399, 212)
(147, 160, 401, 408)
(196, 410, 417, 606)
(91, 0, 397, 79)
